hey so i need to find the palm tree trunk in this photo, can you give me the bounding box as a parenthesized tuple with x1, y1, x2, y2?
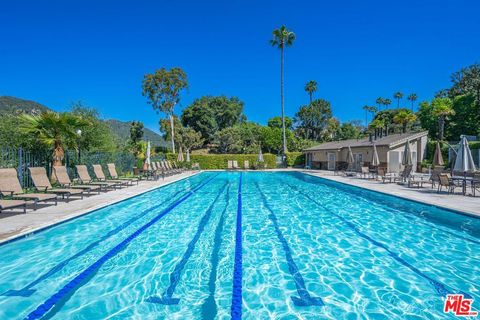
(281, 44, 287, 156)
(309, 92, 312, 104)
(438, 116, 445, 141)
(169, 114, 176, 154)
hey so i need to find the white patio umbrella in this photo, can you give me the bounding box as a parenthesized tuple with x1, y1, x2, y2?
(186, 149, 190, 162)
(347, 146, 354, 165)
(454, 135, 476, 173)
(177, 146, 184, 162)
(371, 143, 380, 167)
(402, 140, 412, 166)
(144, 141, 152, 170)
(258, 148, 264, 162)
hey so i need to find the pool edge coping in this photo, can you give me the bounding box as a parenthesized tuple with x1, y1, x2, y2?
(0, 171, 202, 246)
(300, 170, 480, 219)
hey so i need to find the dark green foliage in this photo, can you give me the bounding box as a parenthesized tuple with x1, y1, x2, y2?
(268, 116, 293, 130)
(285, 152, 304, 167)
(166, 153, 276, 169)
(181, 96, 246, 144)
(295, 98, 333, 140)
(105, 119, 167, 147)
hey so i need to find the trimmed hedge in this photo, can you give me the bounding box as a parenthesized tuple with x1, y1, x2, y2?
(165, 153, 277, 169)
(285, 152, 304, 167)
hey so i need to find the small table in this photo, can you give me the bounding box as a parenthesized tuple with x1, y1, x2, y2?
(451, 176, 477, 196)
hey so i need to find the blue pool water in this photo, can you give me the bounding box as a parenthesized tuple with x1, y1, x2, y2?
(0, 171, 479, 319)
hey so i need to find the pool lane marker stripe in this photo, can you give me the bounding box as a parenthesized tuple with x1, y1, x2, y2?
(255, 182, 324, 307)
(230, 173, 243, 320)
(285, 182, 472, 299)
(24, 173, 219, 320)
(201, 186, 231, 319)
(146, 182, 229, 305)
(3, 187, 190, 298)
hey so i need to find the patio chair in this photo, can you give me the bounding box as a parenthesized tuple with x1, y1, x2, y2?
(360, 166, 373, 179)
(167, 161, 181, 174)
(0, 168, 57, 210)
(0, 199, 27, 214)
(53, 166, 101, 194)
(377, 168, 394, 183)
(172, 161, 185, 172)
(28, 167, 84, 202)
(227, 160, 233, 170)
(437, 173, 457, 194)
(192, 162, 200, 170)
(92, 165, 129, 187)
(233, 160, 239, 170)
(161, 161, 176, 176)
(75, 165, 118, 190)
(471, 172, 480, 197)
(394, 165, 413, 183)
(244, 160, 250, 169)
(107, 163, 139, 185)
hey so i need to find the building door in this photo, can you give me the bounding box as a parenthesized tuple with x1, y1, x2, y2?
(389, 151, 401, 173)
(327, 153, 336, 170)
(353, 153, 363, 171)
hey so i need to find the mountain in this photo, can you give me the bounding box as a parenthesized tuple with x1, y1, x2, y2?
(105, 119, 168, 147)
(0, 96, 167, 147)
(0, 96, 51, 115)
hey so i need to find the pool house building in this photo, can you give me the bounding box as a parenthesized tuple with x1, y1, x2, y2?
(303, 131, 429, 173)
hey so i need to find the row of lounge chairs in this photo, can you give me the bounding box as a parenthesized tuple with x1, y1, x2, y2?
(0, 163, 139, 214)
(145, 160, 186, 179)
(227, 160, 250, 170)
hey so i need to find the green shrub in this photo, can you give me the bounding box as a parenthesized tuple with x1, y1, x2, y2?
(165, 153, 276, 169)
(285, 152, 304, 167)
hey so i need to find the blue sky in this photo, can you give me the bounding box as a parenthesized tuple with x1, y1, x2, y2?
(1, 0, 479, 133)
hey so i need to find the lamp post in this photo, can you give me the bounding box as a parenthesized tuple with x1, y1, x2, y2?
(76, 129, 82, 163)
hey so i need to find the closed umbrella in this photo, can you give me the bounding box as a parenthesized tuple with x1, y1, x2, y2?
(454, 135, 476, 173)
(258, 148, 264, 162)
(371, 144, 380, 167)
(186, 149, 190, 162)
(347, 146, 354, 164)
(433, 141, 444, 167)
(144, 141, 151, 171)
(402, 140, 412, 166)
(177, 146, 184, 162)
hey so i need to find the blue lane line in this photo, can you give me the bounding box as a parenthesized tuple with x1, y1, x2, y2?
(24, 173, 219, 320)
(201, 186, 231, 319)
(230, 173, 243, 320)
(255, 182, 324, 307)
(3, 188, 189, 298)
(146, 182, 229, 305)
(295, 174, 480, 246)
(285, 182, 472, 299)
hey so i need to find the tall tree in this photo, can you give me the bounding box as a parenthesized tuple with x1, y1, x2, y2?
(181, 96, 245, 144)
(407, 93, 418, 111)
(142, 67, 188, 154)
(270, 25, 296, 156)
(19, 111, 89, 166)
(448, 63, 480, 107)
(431, 97, 454, 140)
(375, 97, 384, 109)
(393, 109, 417, 133)
(294, 98, 332, 141)
(268, 116, 293, 130)
(129, 121, 144, 159)
(304, 80, 317, 103)
(393, 91, 403, 108)
(383, 98, 392, 109)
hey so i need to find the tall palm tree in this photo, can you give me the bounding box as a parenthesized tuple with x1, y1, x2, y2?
(393, 91, 404, 108)
(407, 93, 418, 111)
(270, 25, 295, 156)
(393, 109, 417, 133)
(304, 80, 317, 103)
(432, 97, 455, 140)
(375, 97, 384, 109)
(384, 98, 392, 109)
(19, 111, 89, 167)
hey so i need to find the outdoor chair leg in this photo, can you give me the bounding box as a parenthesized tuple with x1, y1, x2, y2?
(23, 203, 26, 214)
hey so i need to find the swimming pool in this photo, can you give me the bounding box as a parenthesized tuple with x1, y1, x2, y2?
(0, 171, 479, 319)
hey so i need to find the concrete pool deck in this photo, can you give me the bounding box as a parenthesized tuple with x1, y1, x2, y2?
(0, 171, 200, 244)
(1, 169, 478, 244)
(300, 169, 480, 218)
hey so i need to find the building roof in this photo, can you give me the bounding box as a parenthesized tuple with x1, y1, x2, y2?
(304, 131, 428, 152)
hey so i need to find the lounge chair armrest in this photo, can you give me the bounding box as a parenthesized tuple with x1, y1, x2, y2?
(0, 190, 15, 198)
(36, 186, 49, 192)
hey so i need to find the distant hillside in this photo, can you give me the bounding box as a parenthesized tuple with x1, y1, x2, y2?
(0, 96, 51, 115)
(0, 96, 167, 147)
(105, 119, 168, 147)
